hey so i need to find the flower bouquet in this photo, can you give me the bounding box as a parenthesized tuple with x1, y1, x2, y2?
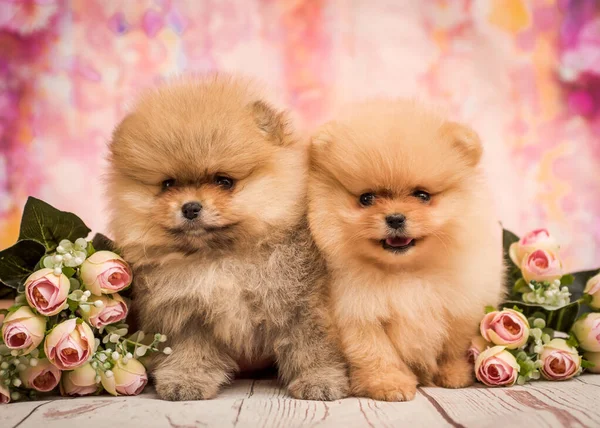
(471, 229, 600, 386)
(0, 197, 170, 403)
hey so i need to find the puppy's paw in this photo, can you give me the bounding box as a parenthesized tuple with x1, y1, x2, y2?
(288, 372, 350, 401)
(434, 358, 474, 389)
(154, 369, 223, 401)
(353, 370, 417, 402)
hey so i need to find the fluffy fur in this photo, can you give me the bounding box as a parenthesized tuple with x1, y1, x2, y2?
(307, 100, 505, 401)
(106, 75, 349, 401)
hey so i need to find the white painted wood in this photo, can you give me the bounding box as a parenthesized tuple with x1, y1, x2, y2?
(1, 376, 598, 428)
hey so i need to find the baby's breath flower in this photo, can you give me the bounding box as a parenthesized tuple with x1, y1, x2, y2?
(163, 347, 172, 355)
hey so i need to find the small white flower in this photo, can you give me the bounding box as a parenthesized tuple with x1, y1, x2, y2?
(75, 238, 88, 249)
(74, 257, 84, 265)
(56, 245, 65, 253)
(159, 334, 167, 343)
(10, 350, 19, 357)
(12, 378, 22, 387)
(534, 345, 543, 354)
(83, 290, 91, 297)
(53, 267, 62, 276)
(112, 352, 120, 361)
(0, 362, 8, 370)
(103, 362, 111, 369)
(29, 358, 38, 367)
(80, 295, 88, 303)
(94, 300, 104, 308)
(53, 254, 63, 263)
(11, 392, 20, 401)
(17, 364, 27, 372)
(105, 370, 113, 378)
(126, 353, 133, 359)
(122, 357, 129, 364)
(109, 334, 119, 343)
(163, 347, 173, 355)
(63, 253, 73, 261)
(135, 347, 147, 357)
(98, 354, 107, 362)
(0, 370, 4, 376)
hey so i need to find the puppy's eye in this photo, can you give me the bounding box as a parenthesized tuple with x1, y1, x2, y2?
(359, 193, 376, 207)
(412, 190, 431, 202)
(162, 179, 176, 190)
(215, 175, 235, 190)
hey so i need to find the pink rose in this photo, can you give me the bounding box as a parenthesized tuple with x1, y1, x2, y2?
(584, 273, 600, 310)
(572, 313, 600, 352)
(81, 294, 128, 329)
(80, 251, 132, 295)
(521, 250, 563, 284)
(539, 339, 581, 381)
(467, 336, 490, 364)
(1, 306, 46, 354)
(19, 358, 61, 392)
(44, 319, 95, 370)
(60, 363, 99, 396)
(583, 352, 600, 374)
(24, 268, 70, 316)
(509, 229, 559, 266)
(101, 359, 148, 396)
(480, 309, 530, 349)
(475, 346, 520, 387)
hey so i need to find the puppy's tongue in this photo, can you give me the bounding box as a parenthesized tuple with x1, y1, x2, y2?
(385, 237, 413, 247)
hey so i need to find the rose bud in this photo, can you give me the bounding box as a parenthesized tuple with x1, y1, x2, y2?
(509, 229, 559, 266)
(101, 359, 148, 396)
(2, 306, 46, 354)
(521, 249, 563, 284)
(480, 308, 530, 349)
(583, 352, 600, 374)
(584, 273, 600, 310)
(572, 313, 600, 352)
(19, 358, 61, 392)
(44, 318, 95, 370)
(60, 363, 99, 396)
(24, 268, 70, 316)
(0, 384, 9, 404)
(467, 336, 490, 364)
(80, 251, 132, 295)
(475, 346, 520, 387)
(539, 339, 581, 381)
(81, 294, 128, 329)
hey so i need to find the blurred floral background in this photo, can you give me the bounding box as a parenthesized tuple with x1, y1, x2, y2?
(0, 0, 599, 270)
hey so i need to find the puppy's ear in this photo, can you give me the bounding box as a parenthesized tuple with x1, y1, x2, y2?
(440, 121, 483, 167)
(250, 101, 290, 146)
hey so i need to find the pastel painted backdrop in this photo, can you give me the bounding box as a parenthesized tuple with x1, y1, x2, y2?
(1, 0, 599, 270)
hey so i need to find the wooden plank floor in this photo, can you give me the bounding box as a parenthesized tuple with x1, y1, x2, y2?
(1, 375, 599, 428)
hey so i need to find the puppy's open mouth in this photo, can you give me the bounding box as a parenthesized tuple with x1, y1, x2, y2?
(380, 236, 416, 253)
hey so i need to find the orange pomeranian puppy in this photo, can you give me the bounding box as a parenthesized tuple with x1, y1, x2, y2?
(307, 100, 505, 401)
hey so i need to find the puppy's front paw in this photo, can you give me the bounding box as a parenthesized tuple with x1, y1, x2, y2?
(288, 372, 350, 401)
(434, 358, 474, 389)
(154, 369, 223, 401)
(353, 369, 417, 402)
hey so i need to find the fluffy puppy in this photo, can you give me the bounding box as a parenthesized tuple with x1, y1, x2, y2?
(307, 100, 504, 401)
(106, 75, 349, 401)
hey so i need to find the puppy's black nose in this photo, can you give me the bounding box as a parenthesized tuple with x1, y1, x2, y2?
(181, 202, 202, 220)
(386, 214, 406, 229)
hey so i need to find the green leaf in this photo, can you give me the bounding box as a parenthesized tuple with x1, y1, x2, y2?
(513, 278, 530, 294)
(62, 267, 76, 278)
(484, 305, 496, 314)
(566, 333, 579, 348)
(18, 197, 91, 251)
(560, 274, 574, 286)
(0, 239, 46, 291)
(91, 233, 116, 253)
(502, 228, 521, 296)
(582, 359, 595, 369)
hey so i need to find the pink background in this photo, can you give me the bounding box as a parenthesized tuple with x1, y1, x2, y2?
(1, 0, 599, 270)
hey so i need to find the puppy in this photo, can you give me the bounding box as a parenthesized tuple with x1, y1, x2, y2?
(307, 100, 504, 401)
(106, 75, 349, 401)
